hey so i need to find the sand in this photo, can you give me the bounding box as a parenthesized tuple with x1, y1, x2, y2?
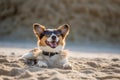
(0, 42, 120, 80)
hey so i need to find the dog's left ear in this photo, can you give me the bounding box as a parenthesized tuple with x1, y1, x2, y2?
(58, 24, 70, 38)
(33, 23, 46, 38)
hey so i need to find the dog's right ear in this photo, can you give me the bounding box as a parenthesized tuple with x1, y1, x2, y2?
(33, 23, 45, 37)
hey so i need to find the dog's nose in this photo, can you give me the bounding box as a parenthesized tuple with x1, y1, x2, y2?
(52, 35, 56, 40)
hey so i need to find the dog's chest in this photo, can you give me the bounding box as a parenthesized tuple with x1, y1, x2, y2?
(44, 55, 61, 67)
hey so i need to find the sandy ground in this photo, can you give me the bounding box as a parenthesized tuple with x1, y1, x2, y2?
(0, 41, 120, 80)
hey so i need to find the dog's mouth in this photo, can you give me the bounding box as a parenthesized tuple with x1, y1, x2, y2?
(45, 40, 59, 48)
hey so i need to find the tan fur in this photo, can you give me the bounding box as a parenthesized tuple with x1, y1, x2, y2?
(60, 50, 68, 57)
(39, 36, 48, 46)
(31, 48, 42, 58)
(59, 36, 65, 46)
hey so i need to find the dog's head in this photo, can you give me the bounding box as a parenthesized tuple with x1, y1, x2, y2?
(33, 23, 70, 52)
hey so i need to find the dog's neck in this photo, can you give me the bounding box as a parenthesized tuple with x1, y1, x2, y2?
(38, 45, 64, 53)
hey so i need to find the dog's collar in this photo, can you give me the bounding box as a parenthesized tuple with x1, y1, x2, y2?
(42, 51, 59, 57)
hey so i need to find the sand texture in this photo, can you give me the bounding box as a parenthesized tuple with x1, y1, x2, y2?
(0, 52, 120, 80)
(0, 42, 120, 80)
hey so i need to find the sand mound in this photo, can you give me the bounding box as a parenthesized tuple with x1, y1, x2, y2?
(0, 53, 120, 80)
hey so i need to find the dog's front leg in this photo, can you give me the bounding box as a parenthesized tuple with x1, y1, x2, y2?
(18, 51, 34, 63)
(60, 50, 72, 69)
(19, 48, 40, 60)
(61, 59, 72, 69)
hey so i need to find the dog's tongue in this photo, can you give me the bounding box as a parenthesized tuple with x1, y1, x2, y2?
(49, 42, 57, 48)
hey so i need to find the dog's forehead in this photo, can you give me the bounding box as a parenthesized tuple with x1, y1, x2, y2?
(43, 29, 62, 36)
(45, 29, 56, 34)
(46, 29, 56, 31)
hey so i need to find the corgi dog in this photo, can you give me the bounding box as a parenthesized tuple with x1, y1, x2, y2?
(19, 23, 72, 69)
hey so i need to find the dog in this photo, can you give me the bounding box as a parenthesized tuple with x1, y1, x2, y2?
(19, 23, 72, 69)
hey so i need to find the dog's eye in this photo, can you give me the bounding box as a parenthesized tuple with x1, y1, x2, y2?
(45, 34, 50, 37)
(54, 30, 62, 35)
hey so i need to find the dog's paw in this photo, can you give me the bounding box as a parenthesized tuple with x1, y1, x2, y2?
(37, 61, 48, 68)
(63, 63, 72, 70)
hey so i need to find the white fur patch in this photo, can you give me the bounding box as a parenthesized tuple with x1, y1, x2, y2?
(37, 61, 48, 67)
(39, 45, 64, 52)
(47, 29, 55, 31)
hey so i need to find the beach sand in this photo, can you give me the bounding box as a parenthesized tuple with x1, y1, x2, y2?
(0, 42, 120, 80)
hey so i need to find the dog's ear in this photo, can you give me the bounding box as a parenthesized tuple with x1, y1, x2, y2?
(33, 23, 45, 37)
(58, 24, 70, 38)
